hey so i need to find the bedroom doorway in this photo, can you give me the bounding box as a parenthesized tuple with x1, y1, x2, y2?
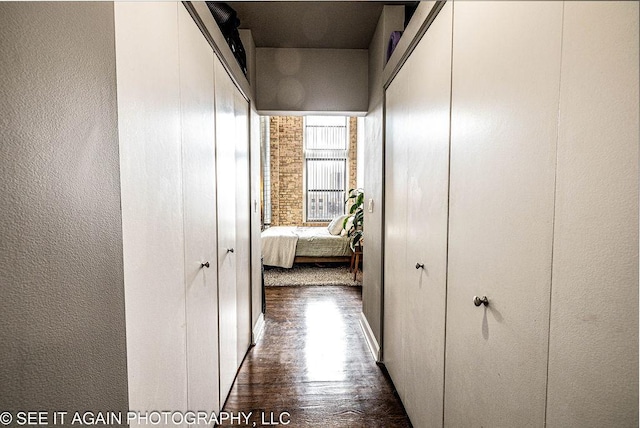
(261, 115, 359, 229)
(259, 114, 363, 285)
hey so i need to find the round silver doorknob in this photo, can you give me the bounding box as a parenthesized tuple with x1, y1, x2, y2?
(201, 262, 210, 268)
(227, 248, 234, 253)
(473, 296, 489, 307)
(415, 263, 425, 270)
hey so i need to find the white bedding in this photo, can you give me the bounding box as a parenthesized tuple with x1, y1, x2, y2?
(261, 226, 298, 268)
(261, 226, 352, 268)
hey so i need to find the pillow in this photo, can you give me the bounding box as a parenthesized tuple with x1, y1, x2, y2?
(327, 214, 349, 236)
(341, 216, 354, 236)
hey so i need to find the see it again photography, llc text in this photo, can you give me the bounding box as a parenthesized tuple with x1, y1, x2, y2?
(0, 410, 292, 426)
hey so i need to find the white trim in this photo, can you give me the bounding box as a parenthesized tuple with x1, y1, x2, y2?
(359, 312, 381, 362)
(251, 312, 265, 345)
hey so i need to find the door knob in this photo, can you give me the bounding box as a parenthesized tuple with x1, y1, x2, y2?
(473, 296, 489, 307)
(227, 248, 234, 253)
(415, 263, 425, 270)
(201, 262, 210, 268)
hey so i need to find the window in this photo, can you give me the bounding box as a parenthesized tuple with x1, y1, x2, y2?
(304, 116, 349, 221)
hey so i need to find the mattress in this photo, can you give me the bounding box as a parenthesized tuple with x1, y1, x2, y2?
(261, 226, 352, 268)
(293, 227, 352, 257)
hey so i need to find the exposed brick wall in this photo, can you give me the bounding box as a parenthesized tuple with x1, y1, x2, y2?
(269, 117, 280, 226)
(269, 116, 357, 227)
(348, 117, 358, 193)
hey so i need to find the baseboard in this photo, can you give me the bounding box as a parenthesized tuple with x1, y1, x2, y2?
(359, 312, 381, 362)
(252, 312, 265, 345)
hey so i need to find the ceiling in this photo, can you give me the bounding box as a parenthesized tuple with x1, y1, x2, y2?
(227, 1, 418, 49)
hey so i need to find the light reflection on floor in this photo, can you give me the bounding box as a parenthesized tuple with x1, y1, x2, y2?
(220, 286, 413, 427)
(304, 298, 347, 382)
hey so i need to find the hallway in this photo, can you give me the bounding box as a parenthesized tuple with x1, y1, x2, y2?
(221, 286, 412, 427)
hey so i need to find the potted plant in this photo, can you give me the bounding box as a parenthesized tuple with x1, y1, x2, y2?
(343, 188, 364, 251)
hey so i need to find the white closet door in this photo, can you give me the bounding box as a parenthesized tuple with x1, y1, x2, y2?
(178, 5, 219, 416)
(402, 3, 452, 427)
(444, 2, 562, 427)
(215, 56, 238, 406)
(383, 46, 410, 402)
(234, 89, 251, 367)
(546, 2, 639, 426)
(384, 4, 452, 427)
(115, 2, 188, 417)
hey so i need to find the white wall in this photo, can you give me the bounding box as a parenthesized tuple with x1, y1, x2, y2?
(362, 5, 405, 351)
(256, 48, 368, 113)
(250, 106, 264, 340)
(546, 2, 639, 425)
(239, 29, 257, 101)
(0, 2, 129, 418)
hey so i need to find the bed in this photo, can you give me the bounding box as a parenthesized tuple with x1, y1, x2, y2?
(261, 226, 353, 268)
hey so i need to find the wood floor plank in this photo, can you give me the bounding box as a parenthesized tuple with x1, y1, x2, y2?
(220, 286, 412, 427)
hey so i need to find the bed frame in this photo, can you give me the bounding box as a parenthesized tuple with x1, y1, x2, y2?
(293, 256, 351, 264)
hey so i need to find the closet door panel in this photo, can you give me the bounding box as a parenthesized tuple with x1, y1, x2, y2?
(383, 56, 410, 400)
(215, 56, 238, 406)
(178, 5, 220, 415)
(234, 90, 251, 367)
(546, 2, 639, 426)
(445, 2, 562, 426)
(114, 1, 188, 416)
(401, 4, 452, 427)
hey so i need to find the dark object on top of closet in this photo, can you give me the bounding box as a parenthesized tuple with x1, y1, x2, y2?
(386, 31, 403, 63)
(206, 2, 248, 77)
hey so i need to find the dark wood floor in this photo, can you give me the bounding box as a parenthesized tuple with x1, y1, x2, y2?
(221, 286, 412, 427)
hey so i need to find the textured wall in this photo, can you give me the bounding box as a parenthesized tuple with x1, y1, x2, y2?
(269, 116, 357, 227)
(0, 2, 128, 419)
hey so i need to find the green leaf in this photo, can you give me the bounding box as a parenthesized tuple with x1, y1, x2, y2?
(349, 231, 363, 251)
(343, 188, 364, 251)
